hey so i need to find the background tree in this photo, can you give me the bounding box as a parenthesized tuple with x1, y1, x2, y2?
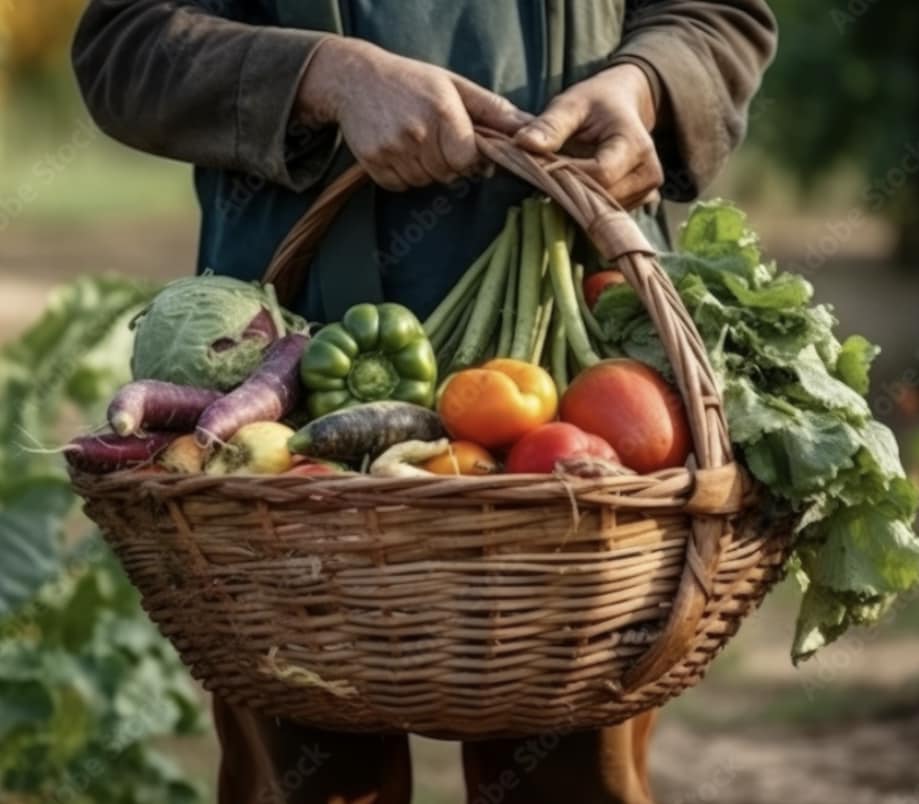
(747, 0, 919, 260)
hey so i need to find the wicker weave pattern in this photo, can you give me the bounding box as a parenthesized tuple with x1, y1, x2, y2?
(73, 130, 792, 736)
(73, 471, 788, 738)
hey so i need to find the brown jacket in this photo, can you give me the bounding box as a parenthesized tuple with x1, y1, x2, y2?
(72, 1, 777, 200)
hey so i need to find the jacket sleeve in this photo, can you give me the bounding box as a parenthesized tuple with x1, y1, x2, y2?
(72, 0, 337, 191)
(610, 1, 778, 200)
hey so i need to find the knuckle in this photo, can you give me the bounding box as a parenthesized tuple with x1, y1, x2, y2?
(432, 98, 459, 119)
(636, 134, 656, 158)
(596, 164, 619, 189)
(403, 122, 429, 144)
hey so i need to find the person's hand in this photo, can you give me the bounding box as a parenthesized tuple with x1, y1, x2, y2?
(297, 37, 531, 191)
(515, 64, 664, 210)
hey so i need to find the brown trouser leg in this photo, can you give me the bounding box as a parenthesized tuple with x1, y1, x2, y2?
(462, 712, 659, 804)
(213, 698, 412, 804)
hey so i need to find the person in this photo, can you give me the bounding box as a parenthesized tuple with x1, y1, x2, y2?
(72, 2, 776, 802)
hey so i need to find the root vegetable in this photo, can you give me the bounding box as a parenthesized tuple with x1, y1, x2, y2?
(158, 434, 206, 474)
(205, 422, 295, 475)
(65, 432, 175, 474)
(195, 333, 307, 448)
(289, 401, 444, 462)
(370, 439, 450, 478)
(107, 380, 221, 437)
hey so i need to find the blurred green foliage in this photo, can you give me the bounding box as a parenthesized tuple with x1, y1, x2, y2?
(748, 1, 919, 256)
(0, 277, 208, 803)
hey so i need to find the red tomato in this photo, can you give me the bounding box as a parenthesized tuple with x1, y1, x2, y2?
(505, 422, 617, 474)
(560, 359, 691, 474)
(583, 270, 627, 310)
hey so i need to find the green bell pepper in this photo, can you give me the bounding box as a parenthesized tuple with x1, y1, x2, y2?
(300, 303, 438, 418)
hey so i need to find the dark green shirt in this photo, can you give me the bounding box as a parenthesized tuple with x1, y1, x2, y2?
(73, 0, 778, 322)
(196, 1, 626, 324)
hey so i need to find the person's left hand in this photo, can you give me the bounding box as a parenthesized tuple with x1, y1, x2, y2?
(515, 64, 664, 210)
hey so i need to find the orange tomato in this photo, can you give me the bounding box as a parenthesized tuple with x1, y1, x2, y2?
(423, 441, 498, 476)
(438, 359, 558, 448)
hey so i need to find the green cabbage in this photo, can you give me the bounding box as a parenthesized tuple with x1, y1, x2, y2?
(130, 275, 305, 391)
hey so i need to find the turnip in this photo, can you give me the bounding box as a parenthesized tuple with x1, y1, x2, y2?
(195, 334, 307, 448)
(158, 434, 207, 474)
(205, 422, 295, 475)
(107, 380, 221, 436)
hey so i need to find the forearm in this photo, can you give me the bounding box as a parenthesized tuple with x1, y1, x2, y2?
(72, 0, 334, 190)
(611, 0, 778, 200)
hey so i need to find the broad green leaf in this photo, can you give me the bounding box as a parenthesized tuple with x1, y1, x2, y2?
(790, 345, 870, 419)
(722, 271, 813, 310)
(676, 200, 762, 282)
(0, 680, 54, 741)
(791, 582, 849, 663)
(724, 377, 799, 443)
(836, 334, 879, 395)
(808, 504, 919, 595)
(0, 478, 72, 617)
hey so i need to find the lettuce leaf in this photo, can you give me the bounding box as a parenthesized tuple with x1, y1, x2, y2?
(593, 199, 919, 663)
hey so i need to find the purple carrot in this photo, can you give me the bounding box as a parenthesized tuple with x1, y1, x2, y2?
(195, 333, 308, 448)
(65, 432, 176, 474)
(107, 380, 222, 437)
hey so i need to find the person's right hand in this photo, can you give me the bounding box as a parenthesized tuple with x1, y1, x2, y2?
(297, 37, 531, 191)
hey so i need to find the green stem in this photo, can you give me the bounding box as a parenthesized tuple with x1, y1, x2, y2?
(510, 198, 546, 360)
(496, 222, 520, 357)
(423, 236, 499, 337)
(543, 203, 600, 370)
(452, 208, 520, 370)
(572, 262, 607, 342)
(437, 302, 475, 377)
(429, 276, 481, 353)
(550, 311, 569, 393)
(528, 297, 555, 366)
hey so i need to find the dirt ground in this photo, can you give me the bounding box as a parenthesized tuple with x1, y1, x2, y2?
(2, 218, 918, 804)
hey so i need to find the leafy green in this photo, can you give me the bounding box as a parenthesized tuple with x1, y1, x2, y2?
(0, 277, 207, 802)
(593, 200, 919, 662)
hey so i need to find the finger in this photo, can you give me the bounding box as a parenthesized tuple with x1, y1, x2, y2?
(419, 142, 460, 185)
(515, 93, 588, 153)
(453, 77, 533, 135)
(368, 164, 408, 193)
(436, 103, 482, 177)
(391, 157, 435, 189)
(609, 160, 664, 209)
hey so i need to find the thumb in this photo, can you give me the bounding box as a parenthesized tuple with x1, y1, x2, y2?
(516, 95, 587, 153)
(453, 77, 533, 135)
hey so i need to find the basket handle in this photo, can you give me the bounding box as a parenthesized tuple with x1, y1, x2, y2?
(262, 127, 736, 693)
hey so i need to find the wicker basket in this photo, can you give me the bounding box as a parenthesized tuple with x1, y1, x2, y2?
(71, 130, 792, 739)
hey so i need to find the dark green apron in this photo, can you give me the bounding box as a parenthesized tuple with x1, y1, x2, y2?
(197, 1, 667, 323)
